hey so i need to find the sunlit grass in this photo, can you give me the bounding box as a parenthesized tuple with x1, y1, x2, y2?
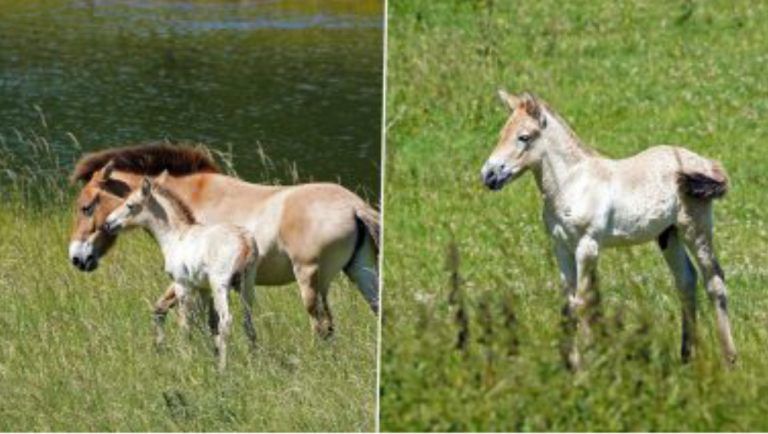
(381, 0, 768, 431)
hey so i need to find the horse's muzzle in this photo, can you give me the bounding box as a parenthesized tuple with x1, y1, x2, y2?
(72, 254, 98, 272)
(69, 240, 99, 272)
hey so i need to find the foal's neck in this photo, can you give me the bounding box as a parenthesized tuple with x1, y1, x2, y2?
(532, 109, 593, 203)
(143, 194, 196, 256)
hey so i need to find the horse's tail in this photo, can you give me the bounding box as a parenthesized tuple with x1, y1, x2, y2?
(677, 159, 729, 200)
(354, 205, 380, 256)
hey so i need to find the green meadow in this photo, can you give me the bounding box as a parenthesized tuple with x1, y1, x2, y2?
(381, 0, 768, 431)
(0, 136, 377, 431)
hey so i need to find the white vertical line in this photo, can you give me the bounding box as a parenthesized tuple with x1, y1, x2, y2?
(375, 0, 388, 431)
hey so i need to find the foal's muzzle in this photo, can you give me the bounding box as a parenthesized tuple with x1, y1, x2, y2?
(101, 221, 119, 236)
(481, 161, 514, 191)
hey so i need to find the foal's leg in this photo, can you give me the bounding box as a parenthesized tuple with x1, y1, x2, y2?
(210, 283, 233, 371)
(294, 263, 333, 339)
(658, 227, 698, 362)
(152, 283, 179, 347)
(554, 242, 579, 370)
(573, 236, 601, 362)
(681, 206, 737, 364)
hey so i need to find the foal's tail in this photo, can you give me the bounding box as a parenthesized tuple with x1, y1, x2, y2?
(678, 159, 729, 200)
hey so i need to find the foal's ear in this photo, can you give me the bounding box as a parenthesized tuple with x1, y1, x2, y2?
(521, 92, 547, 128)
(497, 89, 520, 112)
(141, 177, 152, 196)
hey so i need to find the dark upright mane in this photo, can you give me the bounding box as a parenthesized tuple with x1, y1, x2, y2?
(153, 183, 198, 225)
(71, 141, 220, 182)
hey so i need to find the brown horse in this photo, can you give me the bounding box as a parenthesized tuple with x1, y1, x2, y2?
(68, 143, 379, 341)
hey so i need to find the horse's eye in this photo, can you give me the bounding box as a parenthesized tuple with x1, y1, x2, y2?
(127, 203, 137, 212)
(81, 203, 95, 217)
(518, 133, 532, 143)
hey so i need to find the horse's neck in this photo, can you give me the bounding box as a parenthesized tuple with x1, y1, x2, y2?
(532, 111, 592, 203)
(165, 173, 283, 204)
(111, 172, 284, 219)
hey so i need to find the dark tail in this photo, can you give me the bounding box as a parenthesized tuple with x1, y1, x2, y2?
(342, 205, 380, 273)
(678, 161, 729, 200)
(355, 206, 380, 255)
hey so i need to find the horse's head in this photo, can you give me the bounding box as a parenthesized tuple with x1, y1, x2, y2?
(68, 160, 132, 272)
(481, 90, 548, 191)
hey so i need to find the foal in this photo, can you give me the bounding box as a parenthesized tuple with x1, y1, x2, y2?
(104, 173, 258, 371)
(481, 91, 736, 369)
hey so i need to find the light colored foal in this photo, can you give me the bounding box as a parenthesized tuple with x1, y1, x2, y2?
(481, 90, 736, 369)
(104, 173, 258, 371)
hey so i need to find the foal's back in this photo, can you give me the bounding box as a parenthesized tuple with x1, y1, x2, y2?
(568, 145, 723, 246)
(172, 224, 257, 288)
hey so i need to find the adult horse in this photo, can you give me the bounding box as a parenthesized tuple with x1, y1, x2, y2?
(68, 142, 379, 340)
(480, 91, 735, 369)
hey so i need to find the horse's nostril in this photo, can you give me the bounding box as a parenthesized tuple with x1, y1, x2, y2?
(72, 256, 81, 267)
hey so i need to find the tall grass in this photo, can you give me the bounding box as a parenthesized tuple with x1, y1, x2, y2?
(0, 129, 377, 431)
(381, 0, 768, 431)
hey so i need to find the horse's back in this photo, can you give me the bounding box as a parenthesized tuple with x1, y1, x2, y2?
(277, 183, 373, 266)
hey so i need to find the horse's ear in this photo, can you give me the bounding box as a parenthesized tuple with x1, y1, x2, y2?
(141, 177, 152, 196)
(521, 92, 547, 128)
(156, 169, 170, 185)
(497, 89, 520, 112)
(99, 159, 115, 181)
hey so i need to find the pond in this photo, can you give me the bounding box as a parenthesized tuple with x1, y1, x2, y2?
(0, 0, 383, 198)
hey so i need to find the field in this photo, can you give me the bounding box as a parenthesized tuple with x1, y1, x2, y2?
(380, 0, 768, 431)
(0, 137, 377, 431)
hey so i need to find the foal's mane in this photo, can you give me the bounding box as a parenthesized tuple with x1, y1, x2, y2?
(537, 98, 600, 157)
(152, 183, 197, 225)
(71, 141, 220, 182)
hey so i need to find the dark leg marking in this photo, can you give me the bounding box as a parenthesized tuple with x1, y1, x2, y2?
(657, 225, 675, 250)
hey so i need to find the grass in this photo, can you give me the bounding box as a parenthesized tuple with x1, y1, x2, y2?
(380, 0, 768, 431)
(0, 133, 377, 431)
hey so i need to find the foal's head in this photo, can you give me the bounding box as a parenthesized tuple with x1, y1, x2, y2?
(103, 176, 160, 234)
(481, 90, 548, 190)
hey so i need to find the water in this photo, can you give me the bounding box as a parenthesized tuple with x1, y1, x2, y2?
(0, 0, 383, 198)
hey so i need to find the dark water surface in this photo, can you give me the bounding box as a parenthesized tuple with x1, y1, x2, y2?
(0, 0, 383, 197)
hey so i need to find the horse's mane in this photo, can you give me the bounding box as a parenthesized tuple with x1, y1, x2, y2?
(71, 141, 220, 182)
(152, 183, 197, 225)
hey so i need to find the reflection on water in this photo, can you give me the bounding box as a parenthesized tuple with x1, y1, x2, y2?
(0, 0, 383, 198)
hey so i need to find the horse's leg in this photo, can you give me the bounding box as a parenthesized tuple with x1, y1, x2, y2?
(152, 283, 178, 347)
(681, 205, 737, 364)
(554, 241, 579, 370)
(295, 263, 333, 339)
(343, 235, 379, 314)
(211, 283, 232, 371)
(658, 226, 698, 362)
(239, 266, 258, 350)
(319, 283, 334, 339)
(573, 236, 600, 364)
